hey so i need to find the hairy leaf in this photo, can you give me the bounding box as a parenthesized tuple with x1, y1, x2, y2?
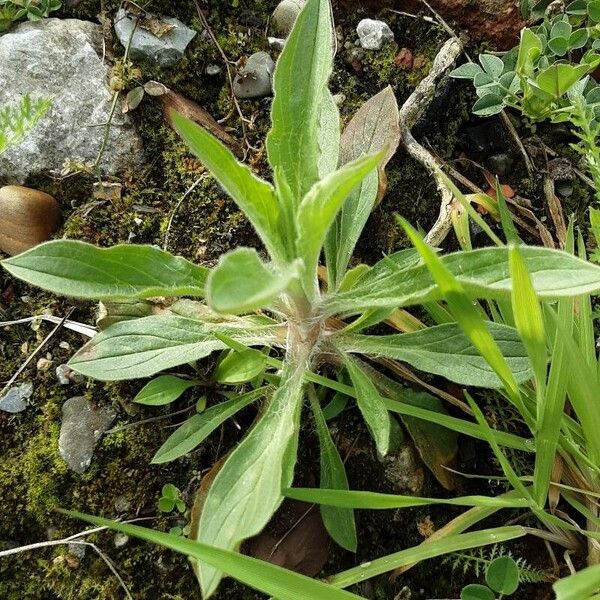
(134, 375, 201, 406)
(324, 246, 600, 315)
(325, 86, 400, 287)
(69, 316, 281, 380)
(207, 248, 300, 314)
(152, 388, 268, 464)
(309, 391, 357, 552)
(334, 322, 532, 388)
(296, 151, 383, 297)
(267, 0, 334, 204)
(2, 240, 208, 299)
(344, 357, 390, 456)
(171, 112, 284, 261)
(194, 361, 306, 597)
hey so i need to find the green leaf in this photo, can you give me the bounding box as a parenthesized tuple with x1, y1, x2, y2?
(296, 151, 384, 297)
(536, 63, 590, 98)
(152, 388, 267, 464)
(548, 36, 569, 55)
(590, 0, 600, 22)
(215, 348, 266, 384)
(554, 564, 600, 600)
(480, 54, 505, 78)
(451, 62, 485, 79)
(325, 86, 400, 288)
(328, 526, 527, 588)
(461, 584, 495, 600)
(194, 361, 306, 597)
(344, 358, 391, 456)
(134, 375, 200, 406)
(473, 94, 505, 116)
(569, 28, 589, 50)
(334, 322, 532, 388)
(267, 0, 334, 204)
(59, 510, 364, 600)
(1, 241, 208, 300)
(284, 488, 530, 510)
(324, 246, 600, 315)
(486, 556, 520, 595)
(509, 246, 547, 393)
(516, 29, 543, 76)
(68, 315, 280, 381)
(207, 248, 300, 314)
(318, 89, 341, 178)
(171, 112, 284, 261)
(309, 390, 357, 552)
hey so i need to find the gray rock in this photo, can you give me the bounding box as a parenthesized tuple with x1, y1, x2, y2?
(58, 396, 115, 474)
(379, 442, 424, 495)
(0, 19, 143, 184)
(268, 36, 286, 51)
(272, 0, 306, 36)
(205, 64, 222, 76)
(68, 543, 86, 559)
(0, 382, 33, 413)
(114, 533, 129, 548)
(356, 19, 395, 50)
(233, 52, 275, 99)
(114, 9, 196, 67)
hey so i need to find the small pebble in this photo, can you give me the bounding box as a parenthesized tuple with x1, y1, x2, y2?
(37, 357, 53, 372)
(268, 36, 286, 51)
(114, 495, 132, 513)
(272, 0, 306, 36)
(205, 64, 221, 76)
(356, 19, 394, 50)
(56, 364, 72, 385)
(114, 533, 129, 548)
(0, 382, 33, 413)
(233, 52, 275, 99)
(68, 543, 86, 559)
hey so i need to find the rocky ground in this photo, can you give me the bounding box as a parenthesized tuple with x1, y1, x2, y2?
(0, 1, 593, 598)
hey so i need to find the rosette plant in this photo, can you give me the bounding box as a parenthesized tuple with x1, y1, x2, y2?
(5, 0, 600, 597)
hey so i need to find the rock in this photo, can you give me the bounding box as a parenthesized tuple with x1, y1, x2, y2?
(233, 52, 275, 99)
(68, 543, 86, 559)
(0, 19, 143, 183)
(272, 0, 306, 36)
(114, 495, 132, 513)
(58, 396, 115, 474)
(0, 382, 33, 413)
(114, 533, 129, 548)
(205, 64, 221, 76)
(486, 153, 514, 178)
(114, 9, 196, 67)
(379, 442, 424, 495)
(268, 36, 286, 51)
(356, 19, 394, 50)
(56, 364, 84, 385)
(0, 186, 61, 256)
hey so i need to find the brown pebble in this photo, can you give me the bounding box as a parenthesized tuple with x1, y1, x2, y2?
(0, 185, 61, 256)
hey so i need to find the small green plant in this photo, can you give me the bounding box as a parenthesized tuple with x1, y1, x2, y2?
(449, 545, 548, 585)
(158, 483, 185, 514)
(461, 555, 520, 599)
(0, 0, 61, 31)
(452, 11, 600, 198)
(6, 0, 600, 597)
(0, 95, 51, 155)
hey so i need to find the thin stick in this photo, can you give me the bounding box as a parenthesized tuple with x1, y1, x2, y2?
(163, 175, 206, 251)
(0, 308, 74, 399)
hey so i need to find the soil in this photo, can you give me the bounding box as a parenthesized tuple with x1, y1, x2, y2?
(0, 1, 594, 599)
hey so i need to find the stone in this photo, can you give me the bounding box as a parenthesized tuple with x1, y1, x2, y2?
(114, 533, 129, 548)
(58, 396, 115, 474)
(233, 52, 275, 99)
(0, 19, 143, 184)
(356, 19, 395, 50)
(0, 186, 61, 256)
(68, 543, 86, 559)
(0, 382, 33, 413)
(114, 9, 197, 67)
(486, 153, 515, 178)
(379, 442, 424, 495)
(272, 0, 306, 36)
